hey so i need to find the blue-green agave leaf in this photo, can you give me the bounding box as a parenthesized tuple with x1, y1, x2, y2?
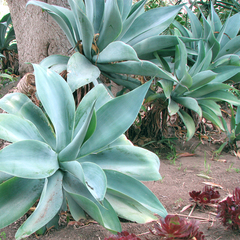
(63, 172, 121, 232)
(212, 66, 240, 83)
(106, 189, 158, 223)
(104, 170, 167, 218)
(79, 80, 152, 156)
(121, 0, 133, 21)
(33, 64, 75, 152)
(27, 1, 78, 48)
(201, 106, 224, 130)
(210, 2, 222, 33)
(15, 171, 63, 240)
(0, 114, 46, 143)
(174, 97, 202, 117)
(186, 83, 230, 98)
(97, 0, 122, 51)
(59, 101, 95, 161)
(92, 41, 139, 63)
(190, 70, 217, 90)
(117, 0, 146, 40)
(198, 99, 221, 116)
(217, 36, 240, 59)
(0, 171, 12, 184)
(0, 93, 56, 149)
(98, 60, 178, 82)
(40, 54, 69, 69)
(168, 98, 179, 116)
(220, 12, 240, 48)
(81, 162, 107, 202)
(69, 0, 94, 60)
(197, 90, 240, 106)
(77, 145, 160, 181)
(67, 52, 100, 92)
(0, 178, 44, 229)
(159, 80, 173, 99)
(178, 109, 195, 141)
(66, 192, 86, 221)
(0, 140, 58, 179)
(121, 4, 183, 46)
(185, 6, 202, 39)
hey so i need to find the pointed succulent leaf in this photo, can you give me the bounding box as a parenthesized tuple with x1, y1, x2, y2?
(40, 54, 69, 69)
(97, 0, 122, 51)
(104, 170, 168, 218)
(0, 178, 44, 229)
(89, 0, 104, 34)
(212, 66, 240, 83)
(66, 50, 99, 93)
(121, 4, 183, 46)
(75, 84, 112, 125)
(77, 145, 160, 181)
(0, 114, 46, 143)
(198, 100, 221, 116)
(210, 2, 222, 32)
(197, 90, 240, 106)
(27, 1, 78, 48)
(159, 80, 173, 99)
(174, 38, 187, 80)
(236, 106, 240, 125)
(0, 171, 12, 184)
(178, 109, 195, 141)
(121, 0, 133, 21)
(69, 1, 94, 60)
(79, 81, 152, 156)
(60, 161, 85, 183)
(81, 162, 107, 202)
(174, 97, 202, 118)
(59, 101, 95, 161)
(230, 105, 236, 131)
(185, 6, 202, 39)
(0, 93, 56, 149)
(212, 54, 240, 68)
(66, 192, 86, 221)
(217, 36, 240, 59)
(168, 98, 179, 116)
(15, 171, 63, 240)
(98, 60, 178, 82)
(220, 12, 240, 48)
(190, 70, 217, 90)
(117, 0, 146, 40)
(133, 35, 196, 59)
(92, 41, 139, 63)
(202, 12, 220, 60)
(185, 83, 230, 98)
(63, 173, 121, 232)
(201, 106, 224, 130)
(173, 72, 192, 96)
(33, 64, 75, 152)
(106, 189, 158, 223)
(0, 140, 58, 179)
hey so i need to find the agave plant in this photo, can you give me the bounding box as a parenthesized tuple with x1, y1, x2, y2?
(0, 64, 167, 239)
(0, 13, 17, 72)
(26, 0, 187, 93)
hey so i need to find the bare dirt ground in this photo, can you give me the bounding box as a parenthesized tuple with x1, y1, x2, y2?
(1, 81, 240, 240)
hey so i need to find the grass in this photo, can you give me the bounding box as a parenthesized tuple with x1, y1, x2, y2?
(0, 231, 6, 240)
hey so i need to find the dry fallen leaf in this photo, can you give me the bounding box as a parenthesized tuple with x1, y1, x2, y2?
(180, 204, 192, 213)
(196, 174, 212, 179)
(202, 182, 223, 189)
(178, 152, 195, 158)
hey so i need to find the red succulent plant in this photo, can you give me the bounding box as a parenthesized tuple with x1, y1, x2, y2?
(104, 231, 141, 240)
(149, 215, 205, 240)
(217, 187, 240, 230)
(189, 186, 220, 205)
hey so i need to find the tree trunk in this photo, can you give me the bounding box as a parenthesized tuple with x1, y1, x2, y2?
(6, 0, 71, 76)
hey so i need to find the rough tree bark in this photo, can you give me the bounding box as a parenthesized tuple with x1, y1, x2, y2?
(6, 0, 71, 76)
